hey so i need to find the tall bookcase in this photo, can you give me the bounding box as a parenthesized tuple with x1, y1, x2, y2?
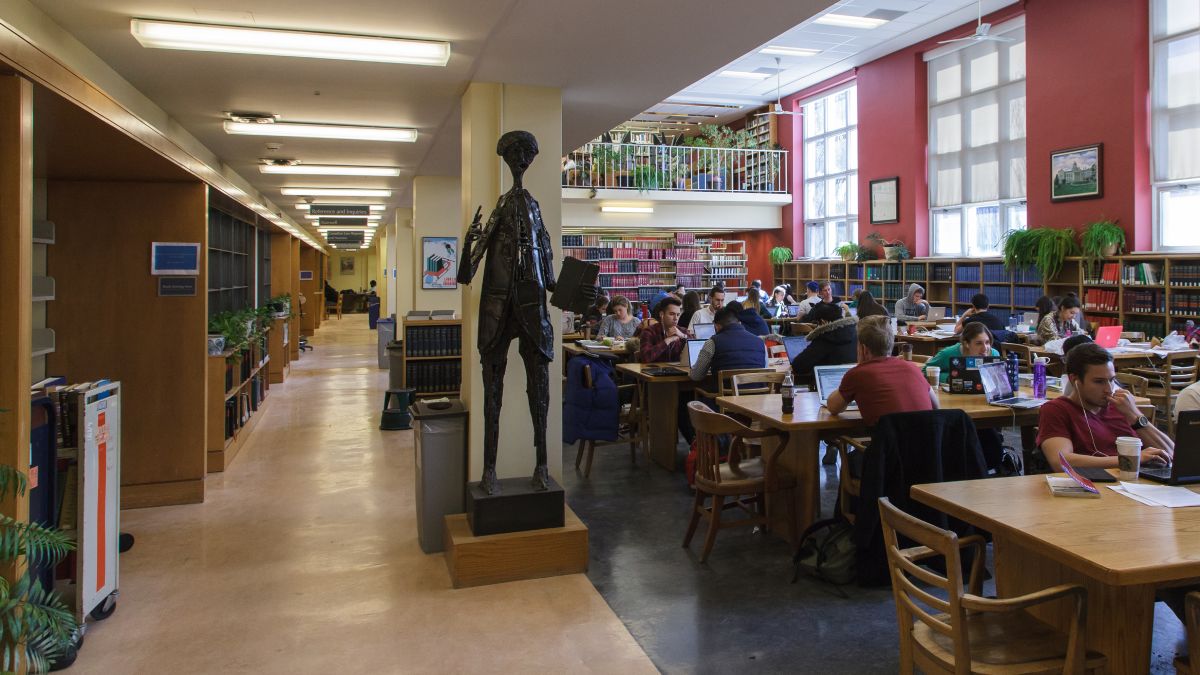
(206, 329, 270, 473)
(773, 254, 1200, 339)
(740, 113, 779, 191)
(561, 233, 747, 303)
(402, 319, 464, 398)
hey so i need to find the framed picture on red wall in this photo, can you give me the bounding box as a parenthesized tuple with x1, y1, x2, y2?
(869, 177, 899, 224)
(1050, 143, 1103, 201)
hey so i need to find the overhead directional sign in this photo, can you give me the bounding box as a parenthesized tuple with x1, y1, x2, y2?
(325, 230, 365, 246)
(310, 204, 370, 216)
(319, 217, 371, 227)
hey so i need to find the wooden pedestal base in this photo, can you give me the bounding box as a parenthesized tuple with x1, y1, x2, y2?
(443, 506, 588, 588)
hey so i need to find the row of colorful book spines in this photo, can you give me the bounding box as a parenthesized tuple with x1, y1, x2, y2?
(404, 326, 463, 358)
(224, 375, 266, 439)
(1083, 289, 1119, 312)
(405, 362, 462, 394)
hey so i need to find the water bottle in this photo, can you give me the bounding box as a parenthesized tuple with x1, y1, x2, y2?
(781, 372, 794, 415)
(1033, 357, 1048, 399)
(1006, 351, 1020, 392)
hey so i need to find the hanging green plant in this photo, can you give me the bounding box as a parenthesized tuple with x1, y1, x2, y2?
(769, 247, 793, 265)
(1080, 219, 1125, 274)
(1002, 228, 1078, 281)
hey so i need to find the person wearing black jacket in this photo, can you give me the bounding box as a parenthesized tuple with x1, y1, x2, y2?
(791, 302, 857, 384)
(954, 293, 1006, 334)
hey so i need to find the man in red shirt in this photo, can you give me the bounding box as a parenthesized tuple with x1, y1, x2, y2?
(639, 296, 687, 364)
(827, 315, 938, 424)
(1037, 342, 1173, 471)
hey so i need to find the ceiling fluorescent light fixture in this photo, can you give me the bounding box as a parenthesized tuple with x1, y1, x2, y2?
(225, 121, 416, 142)
(306, 214, 382, 221)
(814, 14, 889, 29)
(600, 206, 654, 214)
(261, 164, 401, 177)
(318, 226, 377, 232)
(282, 188, 392, 197)
(130, 19, 450, 66)
(296, 203, 386, 212)
(719, 70, 770, 80)
(760, 45, 821, 57)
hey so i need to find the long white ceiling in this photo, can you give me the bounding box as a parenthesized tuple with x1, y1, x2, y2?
(26, 0, 837, 228)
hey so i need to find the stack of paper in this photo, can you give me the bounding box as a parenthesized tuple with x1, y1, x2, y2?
(1108, 482, 1200, 507)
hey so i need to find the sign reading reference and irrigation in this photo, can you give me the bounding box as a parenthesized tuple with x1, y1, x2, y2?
(325, 231, 365, 246)
(310, 204, 370, 216)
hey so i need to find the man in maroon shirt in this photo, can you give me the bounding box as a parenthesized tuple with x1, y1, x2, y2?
(639, 296, 687, 364)
(1037, 342, 1173, 471)
(827, 316, 938, 424)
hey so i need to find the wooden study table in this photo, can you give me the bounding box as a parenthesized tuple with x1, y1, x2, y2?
(1026, 343, 1167, 368)
(913, 475, 1200, 674)
(894, 332, 958, 356)
(563, 342, 632, 359)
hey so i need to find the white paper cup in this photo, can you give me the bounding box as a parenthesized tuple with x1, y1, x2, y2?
(925, 366, 941, 387)
(1116, 436, 1142, 481)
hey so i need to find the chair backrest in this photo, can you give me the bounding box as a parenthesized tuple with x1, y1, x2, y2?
(1187, 592, 1200, 672)
(1164, 351, 1200, 391)
(911, 354, 931, 365)
(1000, 342, 1035, 373)
(1115, 372, 1150, 397)
(715, 368, 774, 397)
(1121, 331, 1147, 341)
(877, 498, 971, 669)
(687, 401, 754, 485)
(732, 371, 786, 395)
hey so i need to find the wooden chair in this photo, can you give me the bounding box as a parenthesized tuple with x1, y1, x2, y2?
(1128, 350, 1200, 436)
(1114, 372, 1149, 398)
(911, 354, 931, 365)
(335, 294, 344, 320)
(683, 401, 796, 563)
(574, 361, 644, 478)
(695, 367, 774, 403)
(1000, 342, 1036, 374)
(1174, 592, 1200, 674)
(878, 498, 1106, 675)
(1121, 331, 1147, 342)
(731, 371, 786, 395)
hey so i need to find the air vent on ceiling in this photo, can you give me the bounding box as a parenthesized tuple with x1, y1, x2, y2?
(224, 111, 278, 124)
(261, 158, 301, 166)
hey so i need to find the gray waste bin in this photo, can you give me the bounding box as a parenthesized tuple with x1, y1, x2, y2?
(386, 340, 405, 390)
(376, 318, 395, 368)
(411, 399, 468, 553)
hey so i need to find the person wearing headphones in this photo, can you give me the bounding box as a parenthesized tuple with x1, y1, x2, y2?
(1036, 342, 1173, 472)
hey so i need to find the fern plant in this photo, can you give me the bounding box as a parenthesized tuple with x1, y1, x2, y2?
(0, 465, 77, 673)
(769, 247, 793, 265)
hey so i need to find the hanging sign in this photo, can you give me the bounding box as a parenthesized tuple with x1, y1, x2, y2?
(310, 204, 370, 216)
(318, 217, 372, 227)
(150, 242, 201, 275)
(325, 231, 365, 245)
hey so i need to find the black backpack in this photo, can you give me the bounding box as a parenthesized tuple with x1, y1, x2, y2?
(792, 517, 856, 586)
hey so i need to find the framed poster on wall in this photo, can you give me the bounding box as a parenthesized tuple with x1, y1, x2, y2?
(422, 237, 458, 290)
(340, 256, 355, 275)
(1050, 143, 1102, 201)
(869, 177, 899, 224)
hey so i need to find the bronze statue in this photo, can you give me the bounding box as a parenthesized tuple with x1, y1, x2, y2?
(458, 130, 556, 495)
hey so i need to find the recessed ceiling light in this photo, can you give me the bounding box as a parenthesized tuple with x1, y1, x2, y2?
(305, 214, 382, 221)
(130, 19, 451, 66)
(318, 225, 378, 231)
(600, 206, 654, 214)
(261, 164, 401, 176)
(814, 14, 889, 29)
(760, 45, 821, 57)
(719, 70, 771, 80)
(225, 121, 416, 142)
(281, 188, 392, 197)
(296, 203, 386, 212)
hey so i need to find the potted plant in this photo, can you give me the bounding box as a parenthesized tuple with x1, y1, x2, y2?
(1080, 219, 1125, 272)
(769, 247, 793, 265)
(267, 294, 291, 319)
(0, 464, 78, 671)
(1000, 228, 1079, 282)
(833, 242, 867, 262)
(866, 232, 911, 261)
(631, 164, 666, 192)
(589, 144, 621, 187)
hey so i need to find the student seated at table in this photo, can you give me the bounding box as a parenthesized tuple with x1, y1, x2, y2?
(954, 293, 1006, 334)
(894, 283, 930, 322)
(596, 295, 640, 339)
(639, 295, 687, 363)
(727, 299, 770, 337)
(796, 281, 821, 316)
(765, 285, 794, 318)
(923, 323, 1001, 384)
(744, 288, 772, 322)
(827, 316, 939, 425)
(791, 302, 857, 383)
(687, 285, 725, 333)
(688, 307, 768, 381)
(680, 291, 701, 329)
(852, 290, 890, 319)
(1037, 342, 1173, 471)
(1175, 379, 1200, 423)
(1037, 294, 1083, 343)
(583, 292, 609, 328)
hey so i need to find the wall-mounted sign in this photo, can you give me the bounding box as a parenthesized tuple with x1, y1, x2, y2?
(150, 242, 201, 275)
(157, 277, 197, 296)
(318, 217, 371, 227)
(310, 204, 370, 216)
(326, 231, 365, 246)
(299, 270, 314, 281)
(422, 236, 458, 290)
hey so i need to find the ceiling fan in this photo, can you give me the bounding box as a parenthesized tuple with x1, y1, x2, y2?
(939, 0, 1014, 44)
(755, 57, 803, 118)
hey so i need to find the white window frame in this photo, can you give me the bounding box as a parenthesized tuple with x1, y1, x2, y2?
(1151, 0, 1200, 251)
(925, 17, 1027, 257)
(802, 83, 858, 259)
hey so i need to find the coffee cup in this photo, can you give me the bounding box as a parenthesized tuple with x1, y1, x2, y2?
(1115, 436, 1142, 481)
(925, 366, 941, 387)
(899, 343, 913, 361)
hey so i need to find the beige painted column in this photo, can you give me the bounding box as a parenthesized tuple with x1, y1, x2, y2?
(393, 209, 414, 318)
(411, 175, 463, 313)
(460, 82, 563, 484)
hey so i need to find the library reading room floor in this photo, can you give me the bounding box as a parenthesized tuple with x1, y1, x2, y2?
(73, 317, 653, 674)
(75, 318, 1185, 674)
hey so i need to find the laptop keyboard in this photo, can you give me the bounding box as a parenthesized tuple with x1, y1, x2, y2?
(1141, 465, 1172, 480)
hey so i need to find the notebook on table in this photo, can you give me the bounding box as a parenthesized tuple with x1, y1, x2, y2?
(1142, 410, 1200, 485)
(979, 361, 1046, 409)
(813, 364, 857, 410)
(692, 323, 716, 340)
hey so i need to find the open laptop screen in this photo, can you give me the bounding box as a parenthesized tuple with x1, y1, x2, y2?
(692, 323, 715, 340)
(783, 336, 810, 363)
(813, 364, 854, 404)
(979, 361, 1014, 401)
(685, 339, 707, 369)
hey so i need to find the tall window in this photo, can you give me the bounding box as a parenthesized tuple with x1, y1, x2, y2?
(927, 19, 1027, 257)
(803, 84, 857, 258)
(1152, 0, 1200, 249)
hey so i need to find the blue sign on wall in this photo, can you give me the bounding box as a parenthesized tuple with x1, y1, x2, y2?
(151, 242, 201, 276)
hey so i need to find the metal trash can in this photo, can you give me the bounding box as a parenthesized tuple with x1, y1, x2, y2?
(387, 340, 405, 390)
(376, 318, 395, 368)
(411, 399, 468, 553)
(368, 300, 381, 329)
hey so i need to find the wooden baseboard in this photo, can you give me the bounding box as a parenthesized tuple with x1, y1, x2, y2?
(443, 506, 588, 588)
(208, 395, 270, 473)
(121, 479, 204, 509)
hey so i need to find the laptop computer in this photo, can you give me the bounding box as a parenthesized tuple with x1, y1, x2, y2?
(1142, 410, 1200, 485)
(947, 356, 1001, 394)
(683, 339, 707, 370)
(692, 323, 716, 340)
(979, 361, 1047, 409)
(927, 306, 947, 321)
(1022, 311, 1040, 325)
(813, 364, 857, 410)
(1094, 324, 1123, 349)
(783, 336, 810, 363)
(786, 304, 801, 317)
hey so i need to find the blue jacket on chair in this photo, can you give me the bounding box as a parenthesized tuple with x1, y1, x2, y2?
(563, 354, 620, 444)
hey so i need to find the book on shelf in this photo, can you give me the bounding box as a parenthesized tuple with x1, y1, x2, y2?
(405, 310, 432, 321)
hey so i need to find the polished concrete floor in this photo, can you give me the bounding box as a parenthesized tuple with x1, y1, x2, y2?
(74, 316, 654, 674)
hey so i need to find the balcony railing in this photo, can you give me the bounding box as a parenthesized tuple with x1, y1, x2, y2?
(562, 142, 788, 194)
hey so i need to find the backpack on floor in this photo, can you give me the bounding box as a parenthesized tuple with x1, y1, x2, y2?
(792, 517, 856, 586)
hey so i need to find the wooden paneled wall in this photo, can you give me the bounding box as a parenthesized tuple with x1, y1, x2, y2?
(270, 233, 295, 368)
(47, 181, 208, 508)
(299, 246, 319, 335)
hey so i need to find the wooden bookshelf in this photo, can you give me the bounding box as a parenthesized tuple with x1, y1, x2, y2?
(773, 254, 1200, 339)
(402, 319, 463, 398)
(560, 233, 747, 303)
(267, 316, 289, 384)
(206, 330, 270, 473)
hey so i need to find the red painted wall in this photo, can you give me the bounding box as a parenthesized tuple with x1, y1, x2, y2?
(1025, 0, 1151, 250)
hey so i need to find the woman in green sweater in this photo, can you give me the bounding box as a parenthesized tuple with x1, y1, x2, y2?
(923, 322, 1000, 383)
